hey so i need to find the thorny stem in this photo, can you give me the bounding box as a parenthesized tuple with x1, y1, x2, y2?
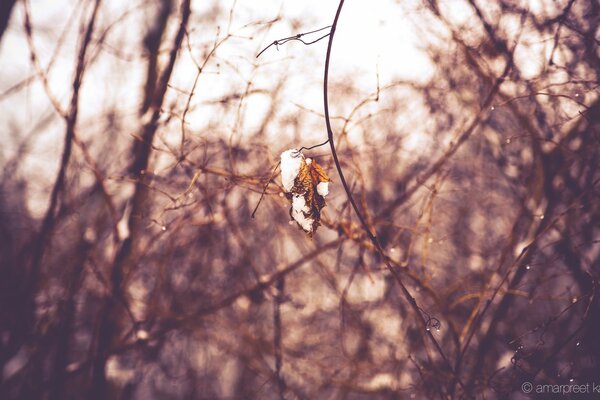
(323, 0, 469, 395)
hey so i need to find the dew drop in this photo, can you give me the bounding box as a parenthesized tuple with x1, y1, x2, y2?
(526, 265, 531, 270)
(505, 138, 511, 144)
(576, 342, 580, 346)
(539, 215, 545, 220)
(490, 106, 495, 111)
(570, 378, 574, 382)
(572, 297, 578, 303)
(161, 226, 167, 231)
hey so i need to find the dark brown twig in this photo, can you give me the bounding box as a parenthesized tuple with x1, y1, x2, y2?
(322, 0, 468, 395)
(28, 0, 102, 289)
(273, 277, 286, 400)
(90, 1, 192, 397)
(256, 25, 331, 58)
(251, 160, 280, 218)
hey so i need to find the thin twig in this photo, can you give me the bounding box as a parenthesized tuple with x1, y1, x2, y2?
(256, 25, 331, 58)
(298, 139, 330, 152)
(251, 160, 281, 218)
(90, 1, 192, 397)
(273, 277, 286, 400)
(322, 1, 469, 395)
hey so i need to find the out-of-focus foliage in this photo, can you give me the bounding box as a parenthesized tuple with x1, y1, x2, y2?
(0, 0, 598, 399)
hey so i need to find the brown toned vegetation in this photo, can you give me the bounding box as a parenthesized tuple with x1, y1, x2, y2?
(0, 0, 598, 398)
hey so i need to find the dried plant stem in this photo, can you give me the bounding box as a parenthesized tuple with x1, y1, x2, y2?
(251, 160, 281, 218)
(323, 0, 468, 395)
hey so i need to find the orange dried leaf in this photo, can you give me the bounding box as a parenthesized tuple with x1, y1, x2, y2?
(309, 160, 330, 185)
(287, 156, 331, 236)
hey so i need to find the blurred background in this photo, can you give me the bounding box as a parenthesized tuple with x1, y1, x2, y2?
(0, 0, 598, 398)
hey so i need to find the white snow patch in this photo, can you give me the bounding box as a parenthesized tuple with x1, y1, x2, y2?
(292, 194, 309, 213)
(280, 149, 302, 192)
(291, 194, 314, 232)
(317, 181, 329, 197)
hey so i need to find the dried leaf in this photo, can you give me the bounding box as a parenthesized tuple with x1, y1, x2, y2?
(281, 151, 331, 236)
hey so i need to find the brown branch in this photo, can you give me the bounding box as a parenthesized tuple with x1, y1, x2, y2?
(90, 0, 191, 397)
(273, 277, 286, 399)
(376, 57, 512, 222)
(180, 27, 229, 159)
(28, 0, 102, 290)
(23, 0, 68, 117)
(256, 25, 331, 58)
(72, 135, 120, 243)
(323, 0, 468, 396)
(187, 238, 343, 319)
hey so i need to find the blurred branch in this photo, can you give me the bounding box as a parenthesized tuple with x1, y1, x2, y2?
(140, 0, 172, 115)
(273, 277, 286, 399)
(90, 0, 191, 397)
(184, 238, 343, 319)
(29, 0, 102, 290)
(23, 0, 68, 117)
(322, 0, 468, 396)
(377, 41, 514, 221)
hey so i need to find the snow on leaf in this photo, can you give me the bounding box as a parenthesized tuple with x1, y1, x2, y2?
(280, 149, 331, 236)
(317, 181, 329, 197)
(280, 149, 303, 192)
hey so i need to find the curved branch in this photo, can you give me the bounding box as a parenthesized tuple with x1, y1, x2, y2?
(323, 0, 468, 395)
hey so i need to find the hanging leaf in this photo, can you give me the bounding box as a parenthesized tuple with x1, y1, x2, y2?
(280, 149, 331, 236)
